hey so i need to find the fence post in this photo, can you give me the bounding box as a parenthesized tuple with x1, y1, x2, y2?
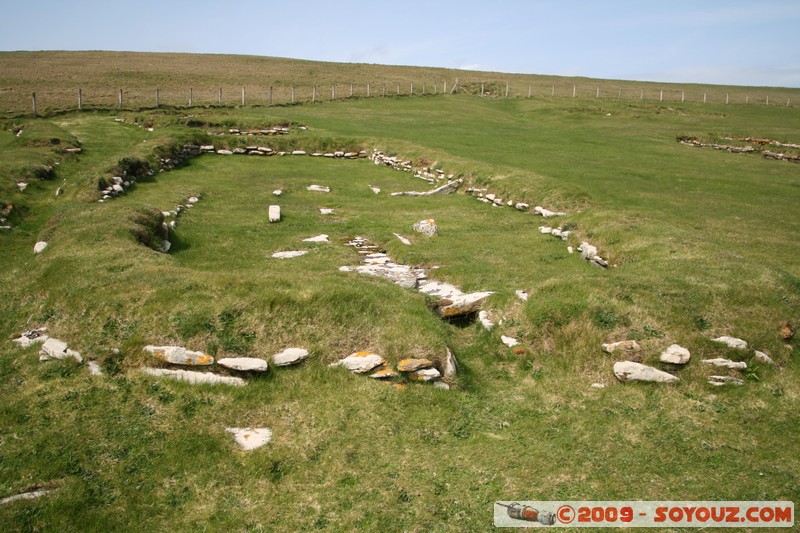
(528, 85, 531, 98)
(396, 83, 400, 95)
(597, 86, 600, 98)
(725, 93, 729, 104)
(765, 95, 769, 105)
(745, 95, 749, 104)
(332, 84, 335, 100)
(572, 85, 576, 98)
(312, 86, 316, 103)
(241, 86, 245, 106)
(269, 86, 273, 105)
(444, 81, 447, 94)
(787, 98, 791, 107)
(189, 87, 193, 106)
(291, 86, 295, 104)
(434, 83, 437, 95)
(681, 91, 685, 103)
(367, 83, 370, 97)
(156, 88, 160, 108)
(118, 88, 123, 110)
(640, 89, 643, 100)
(78, 88, 82, 112)
(551, 85, 555, 97)
(31, 92, 36, 117)
(505, 82, 509, 98)
(410, 82, 413, 95)
(703, 93, 707, 104)
(350, 84, 353, 97)
(218, 88, 222, 105)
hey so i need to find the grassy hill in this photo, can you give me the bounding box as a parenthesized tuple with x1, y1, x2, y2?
(0, 52, 798, 530)
(2, 50, 799, 117)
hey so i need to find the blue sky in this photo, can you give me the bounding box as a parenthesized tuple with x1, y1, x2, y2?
(2, 0, 799, 87)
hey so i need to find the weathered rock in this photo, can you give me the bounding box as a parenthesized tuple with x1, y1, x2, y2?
(412, 218, 438, 237)
(303, 234, 329, 243)
(0, 489, 53, 506)
(754, 350, 774, 365)
(33, 241, 48, 254)
(659, 344, 691, 365)
(601, 340, 641, 355)
(142, 367, 245, 386)
(779, 321, 794, 340)
(319, 208, 334, 215)
(478, 310, 495, 330)
(216, 149, 233, 155)
(143, 345, 213, 366)
(272, 189, 282, 196)
(307, 185, 330, 193)
(579, 242, 598, 261)
(390, 180, 461, 197)
(701, 358, 747, 370)
(409, 368, 441, 382)
(291, 150, 306, 156)
(501, 335, 519, 348)
(393, 233, 411, 245)
(515, 290, 529, 302)
(39, 338, 82, 363)
(369, 367, 398, 379)
(226, 427, 272, 450)
(272, 347, 309, 366)
(708, 375, 744, 386)
(272, 250, 308, 259)
(218, 357, 269, 372)
(613, 361, 679, 383)
(444, 347, 458, 381)
(369, 185, 381, 194)
(591, 383, 606, 389)
(712, 336, 748, 350)
(187, 196, 199, 204)
(534, 206, 567, 217)
(397, 358, 434, 372)
(13, 328, 48, 348)
(514, 202, 530, 211)
(331, 351, 385, 373)
(417, 280, 492, 317)
(268, 205, 281, 223)
(433, 381, 451, 390)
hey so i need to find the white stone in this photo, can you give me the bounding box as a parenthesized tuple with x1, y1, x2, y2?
(393, 233, 411, 245)
(272, 189, 282, 196)
(17, 181, 28, 191)
(226, 427, 272, 451)
(142, 367, 245, 386)
(273, 348, 310, 366)
(534, 206, 567, 217)
(412, 219, 438, 237)
(409, 368, 441, 382)
(701, 358, 747, 370)
(218, 357, 269, 372)
(579, 242, 598, 261)
(0, 489, 53, 506)
(444, 347, 458, 380)
(39, 338, 82, 363)
(216, 149, 233, 155)
(417, 280, 492, 317)
(307, 185, 330, 193)
(33, 241, 48, 254)
(501, 335, 519, 348)
(478, 310, 495, 331)
(87, 361, 103, 376)
(712, 336, 748, 350)
(433, 381, 451, 390)
(514, 202, 529, 211)
(319, 208, 334, 215)
(754, 351, 774, 365)
(659, 344, 691, 365)
(272, 250, 308, 259)
(601, 340, 641, 354)
(613, 361, 679, 383)
(369, 185, 381, 194)
(485, 194, 496, 202)
(515, 290, 529, 302)
(13, 329, 48, 348)
(143, 345, 213, 366)
(567, 246, 574, 254)
(591, 383, 606, 389)
(268, 205, 281, 223)
(291, 150, 306, 156)
(187, 196, 199, 204)
(331, 352, 385, 373)
(303, 234, 329, 243)
(539, 226, 553, 234)
(708, 375, 744, 386)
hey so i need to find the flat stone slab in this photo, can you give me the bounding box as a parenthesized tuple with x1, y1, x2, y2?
(659, 344, 691, 365)
(13, 328, 48, 348)
(268, 205, 281, 223)
(701, 358, 747, 370)
(369, 368, 399, 379)
(602, 340, 641, 354)
(218, 357, 269, 372)
(33, 241, 48, 254)
(144, 345, 213, 366)
(397, 358, 433, 372)
(319, 208, 334, 215)
(369, 185, 381, 194)
(712, 336, 748, 350)
(272, 189, 282, 196)
(515, 290, 529, 302)
(39, 338, 82, 363)
(272, 347, 309, 366)
(417, 280, 492, 317)
(613, 361, 679, 383)
(754, 351, 774, 365)
(307, 185, 330, 193)
(272, 250, 308, 259)
(393, 233, 411, 245)
(142, 367, 245, 386)
(330, 351, 385, 373)
(226, 427, 272, 450)
(501, 335, 519, 348)
(303, 234, 329, 243)
(708, 375, 744, 386)
(409, 368, 441, 382)
(0, 489, 54, 506)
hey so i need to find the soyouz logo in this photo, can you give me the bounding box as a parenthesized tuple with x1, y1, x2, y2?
(494, 501, 794, 528)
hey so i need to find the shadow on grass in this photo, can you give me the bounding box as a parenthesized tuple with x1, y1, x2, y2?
(167, 232, 191, 254)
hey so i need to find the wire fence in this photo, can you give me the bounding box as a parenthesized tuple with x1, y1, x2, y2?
(5, 79, 797, 119)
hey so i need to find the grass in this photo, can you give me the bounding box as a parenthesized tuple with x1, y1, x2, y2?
(0, 87, 798, 531)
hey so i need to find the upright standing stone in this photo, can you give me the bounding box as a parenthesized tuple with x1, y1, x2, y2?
(268, 205, 281, 223)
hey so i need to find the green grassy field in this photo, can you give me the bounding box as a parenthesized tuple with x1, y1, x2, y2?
(1, 60, 799, 531)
